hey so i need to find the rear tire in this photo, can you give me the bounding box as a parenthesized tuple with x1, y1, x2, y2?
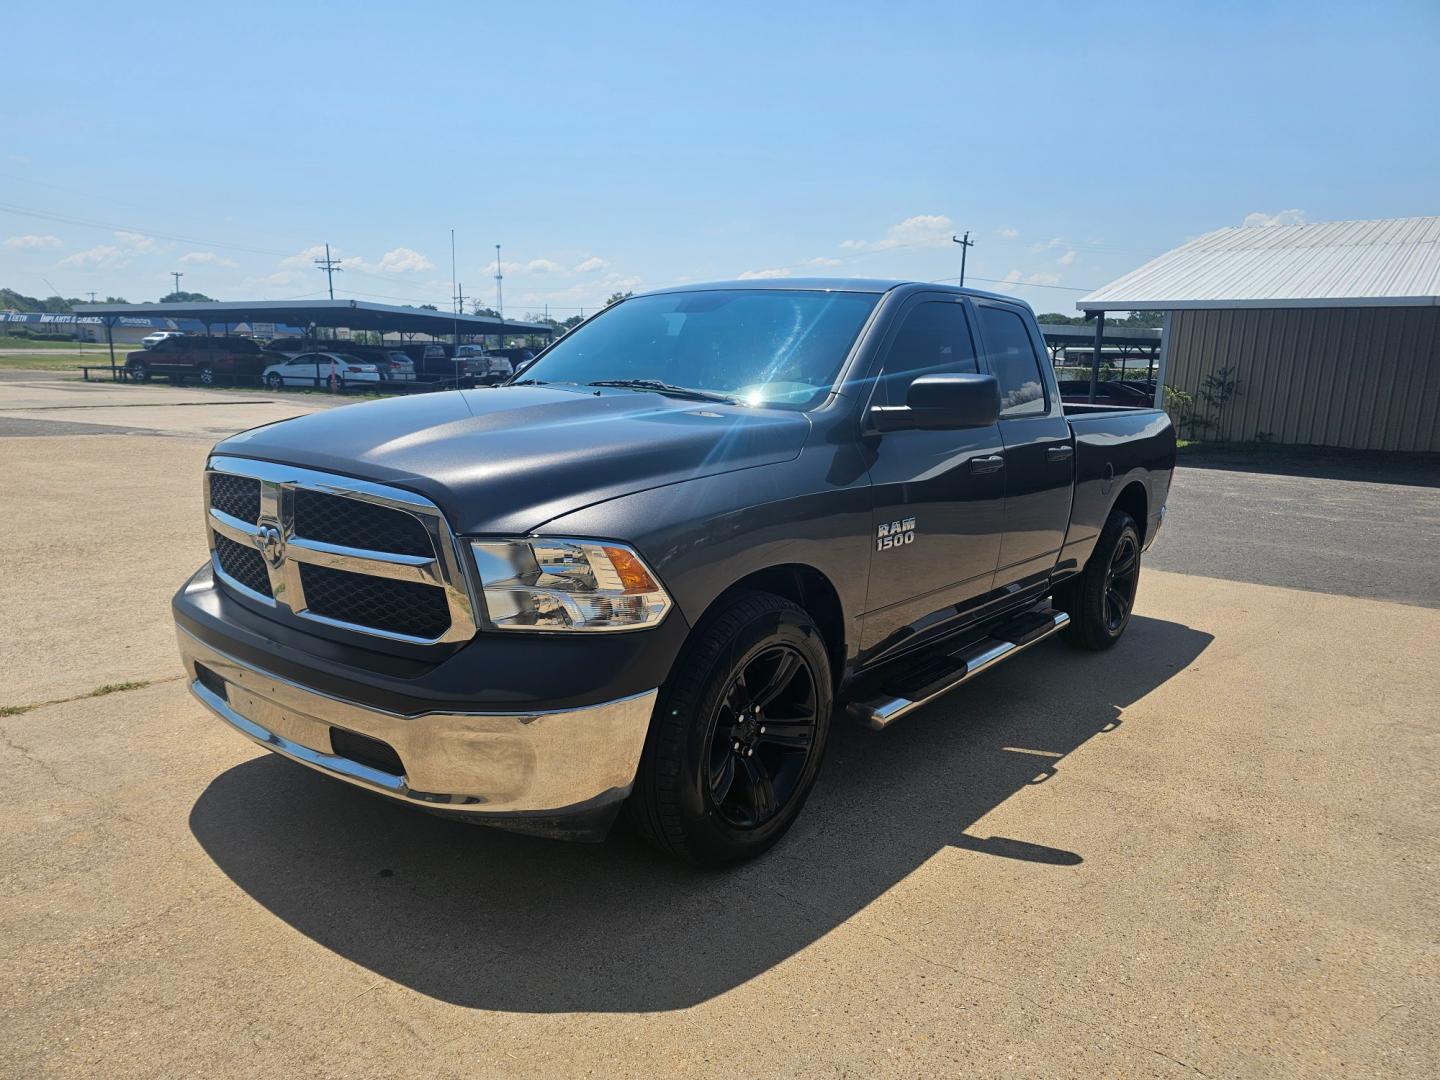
(127, 360, 149, 383)
(1054, 509, 1141, 651)
(626, 590, 832, 865)
(197, 365, 215, 386)
(265, 373, 283, 390)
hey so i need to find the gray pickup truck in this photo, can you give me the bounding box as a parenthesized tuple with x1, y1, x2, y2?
(174, 279, 1175, 864)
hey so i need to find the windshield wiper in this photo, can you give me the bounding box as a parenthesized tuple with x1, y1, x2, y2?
(587, 379, 739, 404)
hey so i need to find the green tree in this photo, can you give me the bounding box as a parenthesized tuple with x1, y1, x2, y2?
(470, 304, 501, 317)
(1036, 312, 1084, 325)
(604, 290, 633, 307)
(159, 290, 216, 303)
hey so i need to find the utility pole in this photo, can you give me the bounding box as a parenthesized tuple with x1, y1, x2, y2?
(450, 229, 459, 349)
(454, 282, 465, 313)
(951, 231, 974, 287)
(314, 243, 342, 300)
(494, 244, 504, 319)
(169, 271, 183, 298)
(86, 291, 97, 303)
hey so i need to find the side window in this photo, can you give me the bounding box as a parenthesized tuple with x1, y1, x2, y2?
(878, 301, 978, 406)
(977, 306, 1047, 416)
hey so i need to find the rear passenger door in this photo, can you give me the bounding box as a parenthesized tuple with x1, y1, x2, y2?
(974, 300, 1075, 593)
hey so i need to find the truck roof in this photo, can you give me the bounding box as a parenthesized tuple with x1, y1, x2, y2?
(641, 277, 1032, 309)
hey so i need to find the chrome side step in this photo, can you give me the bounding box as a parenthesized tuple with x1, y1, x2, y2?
(847, 609, 1070, 730)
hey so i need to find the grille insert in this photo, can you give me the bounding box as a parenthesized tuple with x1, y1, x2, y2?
(299, 563, 451, 640)
(293, 489, 433, 557)
(214, 531, 272, 597)
(210, 473, 261, 523)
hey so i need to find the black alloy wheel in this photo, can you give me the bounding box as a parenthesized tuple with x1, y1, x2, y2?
(1054, 508, 1142, 650)
(627, 590, 833, 864)
(707, 644, 820, 829)
(1102, 531, 1140, 633)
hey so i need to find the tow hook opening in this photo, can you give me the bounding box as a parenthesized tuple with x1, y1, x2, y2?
(329, 727, 406, 777)
(194, 663, 229, 704)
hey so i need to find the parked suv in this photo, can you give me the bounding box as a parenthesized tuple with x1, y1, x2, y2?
(126, 336, 268, 385)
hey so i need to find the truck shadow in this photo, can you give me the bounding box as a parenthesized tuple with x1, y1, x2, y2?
(189, 614, 1210, 1013)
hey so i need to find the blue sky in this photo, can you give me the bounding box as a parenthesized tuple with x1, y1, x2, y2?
(3, 0, 1436, 317)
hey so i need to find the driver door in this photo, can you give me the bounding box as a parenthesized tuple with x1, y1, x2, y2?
(859, 295, 1006, 662)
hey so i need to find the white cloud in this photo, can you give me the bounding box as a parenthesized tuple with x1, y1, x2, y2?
(840, 214, 955, 252)
(737, 267, 791, 280)
(1243, 208, 1307, 228)
(995, 227, 1019, 240)
(4, 234, 62, 250)
(573, 256, 607, 273)
(179, 250, 238, 268)
(113, 230, 160, 254)
(280, 244, 434, 275)
(281, 244, 329, 268)
(374, 247, 435, 273)
(526, 258, 561, 274)
(1029, 237, 1066, 253)
(58, 244, 128, 268)
(803, 256, 842, 268)
(994, 269, 1063, 293)
(1057, 250, 1077, 266)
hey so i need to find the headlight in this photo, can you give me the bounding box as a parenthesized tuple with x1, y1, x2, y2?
(470, 538, 672, 632)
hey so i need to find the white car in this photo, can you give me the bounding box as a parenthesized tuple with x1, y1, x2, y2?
(261, 352, 382, 391)
(141, 330, 186, 349)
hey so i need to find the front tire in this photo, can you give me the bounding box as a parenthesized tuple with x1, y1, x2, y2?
(197, 365, 215, 386)
(127, 361, 149, 383)
(265, 373, 283, 390)
(627, 591, 832, 865)
(1054, 509, 1141, 651)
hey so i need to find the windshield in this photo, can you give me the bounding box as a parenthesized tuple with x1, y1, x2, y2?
(516, 288, 880, 408)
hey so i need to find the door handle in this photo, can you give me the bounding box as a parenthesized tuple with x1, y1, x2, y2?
(970, 454, 1005, 475)
(1045, 445, 1074, 463)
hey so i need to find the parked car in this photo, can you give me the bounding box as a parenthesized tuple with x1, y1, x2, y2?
(126, 335, 268, 385)
(141, 330, 186, 349)
(175, 280, 1175, 865)
(455, 343, 514, 384)
(260, 352, 382, 390)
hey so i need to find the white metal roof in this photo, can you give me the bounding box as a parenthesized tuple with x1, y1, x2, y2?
(1078, 216, 1440, 311)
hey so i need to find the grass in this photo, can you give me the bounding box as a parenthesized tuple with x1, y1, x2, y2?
(1, 678, 162, 718)
(0, 334, 105, 350)
(0, 352, 104, 370)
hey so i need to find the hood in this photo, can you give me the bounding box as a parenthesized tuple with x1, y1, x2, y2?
(214, 385, 811, 534)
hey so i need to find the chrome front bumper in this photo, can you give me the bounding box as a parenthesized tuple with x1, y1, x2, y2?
(177, 627, 657, 817)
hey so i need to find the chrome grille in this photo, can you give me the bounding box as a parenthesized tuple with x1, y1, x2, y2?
(203, 456, 477, 645)
(213, 532, 272, 598)
(299, 563, 452, 639)
(292, 488, 433, 556)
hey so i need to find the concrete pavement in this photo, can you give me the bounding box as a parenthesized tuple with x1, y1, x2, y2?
(1, 387, 1437, 1077)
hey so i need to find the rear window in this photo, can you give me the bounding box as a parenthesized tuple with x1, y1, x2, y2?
(977, 306, 1047, 416)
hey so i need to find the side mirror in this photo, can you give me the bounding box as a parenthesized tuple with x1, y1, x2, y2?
(869, 373, 1001, 431)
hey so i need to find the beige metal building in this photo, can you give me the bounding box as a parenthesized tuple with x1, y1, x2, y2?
(1078, 216, 1440, 453)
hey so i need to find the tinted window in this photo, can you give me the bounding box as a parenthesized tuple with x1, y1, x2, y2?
(518, 289, 880, 409)
(878, 301, 978, 406)
(978, 306, 1046, 416)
